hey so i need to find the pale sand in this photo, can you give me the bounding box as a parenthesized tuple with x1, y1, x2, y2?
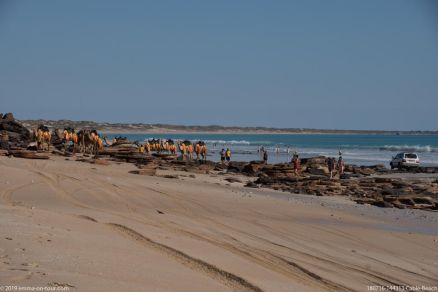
(0, 156, 437, 291)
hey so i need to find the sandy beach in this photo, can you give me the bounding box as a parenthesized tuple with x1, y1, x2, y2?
(1, 155, 437, 291)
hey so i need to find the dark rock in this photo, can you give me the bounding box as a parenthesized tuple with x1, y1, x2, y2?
(353, 167, 375, 176)
(412, 197, 435, 205)
(392, 201, 407, 209)
(224, 177, 243, 183)
(354, 198, 376, 205)
(245, 181, 259, 188)
(371, 200, 393, 208)
(242, 162, 264, 175)
(369, 164, 388, 172)
(340, 173, 359, 179)
(0, 113, 31, 148)
(398, 198, 415, 206)
(227, 161, 247, 173)
(300, 156, 326, 165)
(162, 174, 179, 179)
(2, 113, 14, 121)
(374, 177, 393, 183)
(307, 167, 328, 176)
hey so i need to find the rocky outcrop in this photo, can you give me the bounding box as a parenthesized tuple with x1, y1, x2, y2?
(0, 113, 31, 148)
(253, 174, 438, 211)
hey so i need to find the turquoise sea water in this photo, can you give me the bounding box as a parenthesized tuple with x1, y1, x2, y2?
(105, 133, 438, 166)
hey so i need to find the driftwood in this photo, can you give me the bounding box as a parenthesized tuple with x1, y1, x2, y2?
(8, 150, 49, 159)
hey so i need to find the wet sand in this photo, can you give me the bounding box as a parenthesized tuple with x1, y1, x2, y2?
(0, 155, 437, 291)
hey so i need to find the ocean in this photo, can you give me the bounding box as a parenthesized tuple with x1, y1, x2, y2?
(105, 133, 438, 167)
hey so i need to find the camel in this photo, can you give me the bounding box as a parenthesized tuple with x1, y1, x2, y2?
(63, 127, 78, 153)
(77, 129, 103, 155)
(148, 139, 161, 152)
(167, 139, 177, 154)
(195, 141, 207, 161)
(159, 139, 169, 153)
(89, 130, 103, 153)
(159, 139, 177, 154)
(34, 125, 51, 151)
(142, 141, 151, 153)
(178, 140, 193, 160)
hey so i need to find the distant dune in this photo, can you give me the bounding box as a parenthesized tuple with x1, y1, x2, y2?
(20, 119, 438, 135)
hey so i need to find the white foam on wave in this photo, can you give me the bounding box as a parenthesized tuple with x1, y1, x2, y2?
(378, 145, 437, 153)
(141, 138, 253, 145)
(203, 140, 251, 145)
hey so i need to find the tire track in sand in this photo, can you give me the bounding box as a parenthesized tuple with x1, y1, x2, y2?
(0, 182, 36, 205)
(106, 222, 263, 292)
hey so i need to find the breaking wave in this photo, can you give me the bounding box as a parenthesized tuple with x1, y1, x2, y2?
(142, 138, 253, 145)
(378, 145, 437, 153)
(202, 140, 251, 145)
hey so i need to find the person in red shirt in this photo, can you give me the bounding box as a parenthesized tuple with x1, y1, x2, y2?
(292, 153, 300, 176)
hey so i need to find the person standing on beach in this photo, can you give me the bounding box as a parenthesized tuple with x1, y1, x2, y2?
(292, 154, 300, 176)
(337, 156, 345, 177)
(225, 148, 231, 163)
(139, 143, 145, 154)
(263, 150, 268, 164)
(328, 157, 336, 179)
(220, 148, 226, 163)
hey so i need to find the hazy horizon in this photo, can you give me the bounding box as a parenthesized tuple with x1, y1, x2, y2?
(1, 0, 437, 131)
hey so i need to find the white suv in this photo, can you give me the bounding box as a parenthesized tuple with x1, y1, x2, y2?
(390, 153, 420, 169)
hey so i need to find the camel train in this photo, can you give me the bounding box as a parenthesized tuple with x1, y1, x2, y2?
(34, 125, 103, 155)
(33, 125, 207, 160)
(141, 139, 177, 154)
(138, 139, 207, 161)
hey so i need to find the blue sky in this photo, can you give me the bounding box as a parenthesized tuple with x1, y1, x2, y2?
(0, 0, 437, 130)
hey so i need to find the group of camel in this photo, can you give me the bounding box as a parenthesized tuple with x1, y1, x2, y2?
(33, 125, 208, 160)
(34, 126, 104, 154)
(142, 139, 208, 161)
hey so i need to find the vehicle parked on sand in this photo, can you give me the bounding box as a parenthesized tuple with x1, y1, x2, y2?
(390, 152, 420, 169)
